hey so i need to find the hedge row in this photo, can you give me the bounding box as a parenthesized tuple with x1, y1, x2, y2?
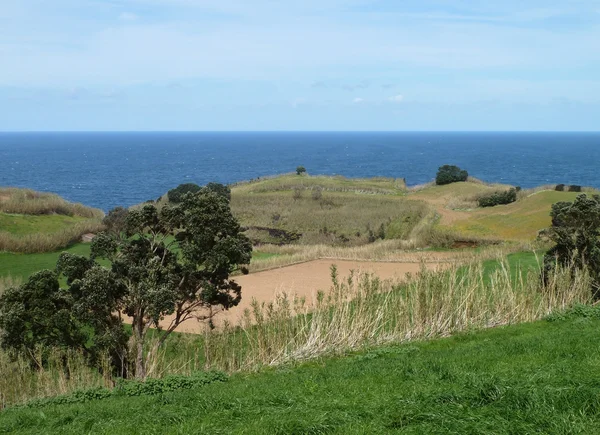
(477, 188, 518, 208)
(19, 371, 227, 409)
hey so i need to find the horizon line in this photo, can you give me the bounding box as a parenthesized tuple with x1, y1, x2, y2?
(1, 130, 600, 134)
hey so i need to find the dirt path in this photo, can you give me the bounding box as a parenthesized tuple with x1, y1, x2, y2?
(167, 259, 446, 333)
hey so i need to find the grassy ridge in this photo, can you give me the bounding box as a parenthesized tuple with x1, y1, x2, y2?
(0, 187, 104, 254)
(448, 190, 581, 240)
(3, 308, 600, 433)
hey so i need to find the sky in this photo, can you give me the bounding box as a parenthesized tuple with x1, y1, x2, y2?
(1, 0, 599, 131)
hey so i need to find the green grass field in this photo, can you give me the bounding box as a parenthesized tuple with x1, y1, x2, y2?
(2, 307, 599, 434)
(0, 245, 279, 280)
(0, 213, 88, 236)
(448, 190, 582, 240)
(0, 243, 92, 279)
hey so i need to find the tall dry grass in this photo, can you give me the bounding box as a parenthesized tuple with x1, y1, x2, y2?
(0, 188, 103, 218)
(0, 258, 590, 407)
(0, 220, 105, 253)
(0, 334, 205, 408)
(204, 260, 591, 371)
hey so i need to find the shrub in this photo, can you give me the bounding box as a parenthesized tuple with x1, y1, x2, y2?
(555, 184, 565, 192)
(477, 188, 518, 208)
(568, 185, 582, 192)
(543, 194, 600, 299)
(22, 371, 227, 408)
(205, 182, 231, 202)
(296, 166, 307, 176)
(167, 183, 202, 203)
(293, 187, 303, 200)
(311, 187, 323, 201)
(435, 165, 468, 185)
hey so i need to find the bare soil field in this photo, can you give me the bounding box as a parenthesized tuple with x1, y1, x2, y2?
(168, 259, 447, 333)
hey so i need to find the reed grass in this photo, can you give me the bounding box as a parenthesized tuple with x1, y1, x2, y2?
(204, 259, 591, 371)
(0, 188, 103, 218)
(0, 220, 105, 253)
(0, 255, 588, 407)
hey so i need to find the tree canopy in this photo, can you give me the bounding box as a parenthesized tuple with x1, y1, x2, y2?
(544, 194, 600, 299)
(0, 188, 252, 378)
(435, 165, 468, 185)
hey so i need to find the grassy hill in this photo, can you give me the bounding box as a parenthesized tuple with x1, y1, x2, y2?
(229, 174, 426, 246)
(0, 188, 104, 254)
(2, 307, 599, 434)
(443, 190, 582, 241)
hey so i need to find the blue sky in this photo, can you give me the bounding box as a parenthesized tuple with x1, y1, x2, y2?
(1, 0, 599, 131)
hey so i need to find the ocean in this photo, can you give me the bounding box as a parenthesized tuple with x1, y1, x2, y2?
(1, 131, 599, 211)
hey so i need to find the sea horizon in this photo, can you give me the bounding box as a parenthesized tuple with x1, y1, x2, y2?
(2, 131, 600, 211)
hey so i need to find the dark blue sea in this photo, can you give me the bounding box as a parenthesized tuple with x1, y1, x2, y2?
(1, 132, 599, 211)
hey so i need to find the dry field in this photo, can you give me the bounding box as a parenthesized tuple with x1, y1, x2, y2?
(164, 257, 449, 333)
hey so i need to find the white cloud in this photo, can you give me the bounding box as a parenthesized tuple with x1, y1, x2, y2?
(388, 94, 404, 103)
(118, 12, 139, 22)
(352, 97, 363, 103)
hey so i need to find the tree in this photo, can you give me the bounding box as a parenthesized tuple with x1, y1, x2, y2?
(435, 165, 468, 185)
(103, 206, 129, 239)
(0, 266, 126, 371)
(296, 166, 306, 176)
(543, 194, 600, 299)
(167, 183, 202, 203)
(91, 188, 252, 378)
(204, 182, 231, 202)
(0, 271, 82, 366)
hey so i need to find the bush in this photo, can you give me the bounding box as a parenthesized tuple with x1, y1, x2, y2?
(296, 166, 307, 176)
(435, 165, 468, 185)
(293, 187, 302, 200)
(555, 184, 565, 192)
(21, 371, 227, 408)
(167, 183, 202, 203)
(543, 194, 600, 299)
(477, 188, 518, 208)
(205, 182, 231, 202)
(568, 185, 582, 192)
(311, 187, 323, 201)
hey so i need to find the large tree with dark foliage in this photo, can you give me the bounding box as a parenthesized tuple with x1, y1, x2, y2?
(0, 188, 252, 379)
(167, 183, 202, 203)
(435, 165, 468, 185)
(92, 188, 252, 378)
(543, 194, 600, 299)
(0, 265, 127, 371)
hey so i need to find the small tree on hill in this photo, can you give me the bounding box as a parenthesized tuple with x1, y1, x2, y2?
(435, 165, 468, 185)
(296, 166, 306, 176)
(543, 194, 600, 299)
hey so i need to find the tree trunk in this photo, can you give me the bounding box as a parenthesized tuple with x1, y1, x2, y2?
(131, 316, 146, 379)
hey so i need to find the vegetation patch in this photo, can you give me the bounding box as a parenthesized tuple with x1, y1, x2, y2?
(2, 309, 600, 433)
(477, 187, 518, 208)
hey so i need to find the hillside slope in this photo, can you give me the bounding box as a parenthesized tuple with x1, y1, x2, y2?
(2, 308, 600, 434)
(0, 187, 103, 254)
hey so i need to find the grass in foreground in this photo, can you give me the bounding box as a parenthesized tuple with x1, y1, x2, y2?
(2, 307, 600, 434)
